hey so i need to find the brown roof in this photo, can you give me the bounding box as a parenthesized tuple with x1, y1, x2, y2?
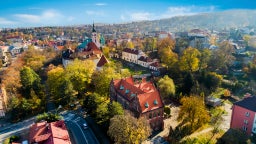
(97, 55, 109, 67)
(123, 48, 139, 55)
(138, 56, 152, 62)
(149, 62, 160, 67)
(234, 96, 256, 112)
(113, 77, 163, 113)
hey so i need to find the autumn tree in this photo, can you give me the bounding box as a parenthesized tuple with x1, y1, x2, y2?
(179, 47, 201, 72)
(20, 66, 42, 98)
(47, 66, 77, 105)
(65, 59, 95, 95)
(127, 41, 134, 48)
(92, 66, 121, 96)
(157, 38, 178, 68)
(209, 41, 235, 72)
(198, 49, 211, 71)
(178, 96, 210, 131)
(143, 37, 157, 52)
(108, 113, 151, 144)
(157, 75, 176, 100)
(22, 45, 46, 71)
(202, 72, 223, 92)
(102, 46, 110, 58)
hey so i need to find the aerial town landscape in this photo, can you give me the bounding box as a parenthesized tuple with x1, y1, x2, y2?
(1, 0, 256, 144)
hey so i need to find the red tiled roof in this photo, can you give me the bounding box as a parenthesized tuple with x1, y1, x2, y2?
(97, 55, 109, 67)
(82, 42, 102, 56)
(123, 48, 139, 55)
(35, 133, 51, 142)
(29, 120, 71, 144)
(113, 77, 163, 113)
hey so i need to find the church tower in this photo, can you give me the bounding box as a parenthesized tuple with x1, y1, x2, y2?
(91, 23, 100, 48)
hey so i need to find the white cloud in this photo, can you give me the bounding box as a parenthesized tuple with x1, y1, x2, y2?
(121, 5, 216, 22)
(14, 14, 40, 23)
(95, 3, 107, 6)
(0, 17, 16, 24)
(130, 12, 153, 21)
(120, 15, 126, 21)
(14, 10, 64, 25)
(67, 16, 75, 21)
(86, 10, 105, 16)
(161, 5, 216, 18)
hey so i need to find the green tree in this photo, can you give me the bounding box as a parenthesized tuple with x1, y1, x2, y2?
(92, 66, 121, 96)
(157, 75, 176, 100)
(108, 101, 124, 118)
(178, 96, 210, 131)
(20, 66, 41, 98)
(203, 72, 223, 91)
(66, 59, 95, 94)
(179, 47, 201, 72)
(198, 49, 211, 71)
(108, 113, 151, 144)
(83, 92, 104, 116)
(36, 112, 62, 123)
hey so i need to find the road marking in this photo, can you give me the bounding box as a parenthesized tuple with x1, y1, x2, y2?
(72, 120, 88, 144)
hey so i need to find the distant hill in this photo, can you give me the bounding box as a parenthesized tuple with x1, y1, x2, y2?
(121, 9, 256, 32)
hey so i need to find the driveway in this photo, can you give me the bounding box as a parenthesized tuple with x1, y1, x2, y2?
(219, 102, 232, 131)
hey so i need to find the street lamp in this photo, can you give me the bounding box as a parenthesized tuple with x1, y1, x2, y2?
(55, 105, 62, 114)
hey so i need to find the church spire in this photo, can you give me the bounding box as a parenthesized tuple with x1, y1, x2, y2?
(92, 22, 96, 32)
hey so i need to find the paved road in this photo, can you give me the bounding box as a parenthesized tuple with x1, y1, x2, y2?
(63, 112, 99, 144)
(0, 117, 35, 142)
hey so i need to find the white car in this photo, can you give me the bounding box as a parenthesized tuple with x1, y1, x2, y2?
(82, 123, 88, 129)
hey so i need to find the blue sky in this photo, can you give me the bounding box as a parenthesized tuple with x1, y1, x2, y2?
(0, 0, 255, 28)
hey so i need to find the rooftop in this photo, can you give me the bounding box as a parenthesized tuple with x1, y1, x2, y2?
(234, 96, 256, 112)
(113, 77, 163, 113)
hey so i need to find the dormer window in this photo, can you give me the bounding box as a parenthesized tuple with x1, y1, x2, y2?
(145, 102, 149, 108)
(125, 89, 130, 94)
(120, 85, 124, 90)
(153, 100, 158, 105)
(131, 93, 136, 97)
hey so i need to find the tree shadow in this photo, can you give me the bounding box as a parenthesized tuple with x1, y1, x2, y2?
(216, 128, 250, 144)
(168, 123, 194, 143)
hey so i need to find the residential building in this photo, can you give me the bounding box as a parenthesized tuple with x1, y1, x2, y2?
(122, 48, 153, 68)
(122, 48, 141, 64)
(29, 120, 71, 144)
(137, 56, 152, 68)
(230, 96, 256, 136)
(110, 76, 164, 131)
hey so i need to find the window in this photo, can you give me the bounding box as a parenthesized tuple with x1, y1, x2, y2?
(245, 112, 250, 117)
(149, 113, 152, 119)
(153, 100, 158, 105)
(153, 112, 156, 117)
(243, 126, 247, 131)
(244, 120, 248, 125)
(125, 89, 130, 94)
(145, 102, 149, 108)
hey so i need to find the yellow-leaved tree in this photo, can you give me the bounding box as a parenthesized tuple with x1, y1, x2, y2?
(178, 96, 210, 132)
